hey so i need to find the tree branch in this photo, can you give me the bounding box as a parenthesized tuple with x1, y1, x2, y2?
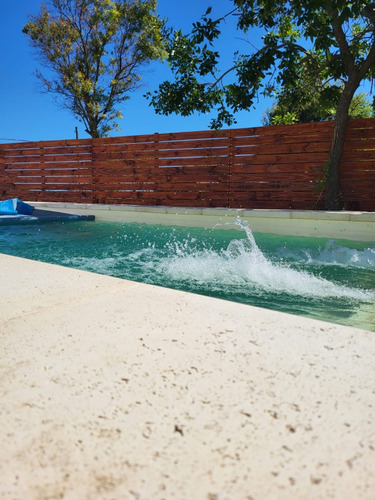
(359, 38, 375, 79)
(204, 64, 237, 88)
(327, 5, 357, 74)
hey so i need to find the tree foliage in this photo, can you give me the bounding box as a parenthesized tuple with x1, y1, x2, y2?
(148, 1, 374, 128)
(263, 88, 374, 126)
(147, 1, 375, 208)
(262, 46, 374, 125)
(23, 0, 166, 137)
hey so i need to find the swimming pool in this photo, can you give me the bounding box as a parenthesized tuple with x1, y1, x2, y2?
(1, 217, 374, 331)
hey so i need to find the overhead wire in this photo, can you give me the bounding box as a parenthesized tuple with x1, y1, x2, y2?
(0, 138, 30, 143)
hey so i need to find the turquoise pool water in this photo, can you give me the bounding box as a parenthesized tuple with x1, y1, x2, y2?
(1, 217, 374, 331)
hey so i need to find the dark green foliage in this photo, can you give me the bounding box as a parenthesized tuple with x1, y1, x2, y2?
(147, 1, 375, 128)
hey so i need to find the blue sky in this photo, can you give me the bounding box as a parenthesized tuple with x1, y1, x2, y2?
(0, 0, 274, 143)
(1, 1, 371, 143)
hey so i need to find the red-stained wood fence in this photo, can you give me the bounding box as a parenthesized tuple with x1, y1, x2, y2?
(1, 118, 374, 211)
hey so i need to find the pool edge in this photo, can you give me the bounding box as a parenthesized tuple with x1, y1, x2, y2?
(29, 202, 375, 242)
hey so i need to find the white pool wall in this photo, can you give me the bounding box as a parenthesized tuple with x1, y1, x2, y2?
(31, 202, 375, 242)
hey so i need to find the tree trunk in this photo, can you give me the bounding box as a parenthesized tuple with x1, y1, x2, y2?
(325, 81, 359, 210)
(85, 120, 100, 138)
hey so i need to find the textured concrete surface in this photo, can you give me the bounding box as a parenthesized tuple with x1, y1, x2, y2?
(1, 254, 374, 499)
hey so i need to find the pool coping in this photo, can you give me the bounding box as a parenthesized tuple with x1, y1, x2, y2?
(1, 253, 374, 499)
(29, 201, 375, 220)
(28, 202, 375, 241)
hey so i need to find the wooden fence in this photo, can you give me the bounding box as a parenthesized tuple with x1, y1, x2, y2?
(1, 118, 374, 210)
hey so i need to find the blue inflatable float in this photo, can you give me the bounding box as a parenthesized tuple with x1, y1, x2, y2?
(0, 199, 34, 216)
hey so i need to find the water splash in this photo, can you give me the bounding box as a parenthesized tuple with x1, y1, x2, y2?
(159, 217, 375, 301)
(312, 239, 375, 269)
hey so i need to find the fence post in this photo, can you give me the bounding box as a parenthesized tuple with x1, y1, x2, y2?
(153, 132, 159, 170)
(39, 145, 46, 200)
(90, 138, 99, 204)
(227, 130, 234, 208)
(0, 144, 6, 199)
(153, 132, 160, 206)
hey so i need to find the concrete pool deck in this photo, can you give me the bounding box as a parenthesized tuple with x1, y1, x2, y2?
(1, 253, 374, 499)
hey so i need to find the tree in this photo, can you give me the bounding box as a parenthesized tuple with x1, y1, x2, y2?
(147, 1, 375, 209)
(262, 50, 374, 125)
(23, 0, 166, 138)
(263, 90, 374, 126)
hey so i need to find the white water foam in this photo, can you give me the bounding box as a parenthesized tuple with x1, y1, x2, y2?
(311, 239, 375, 269)
(159, 217, 375, 301)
